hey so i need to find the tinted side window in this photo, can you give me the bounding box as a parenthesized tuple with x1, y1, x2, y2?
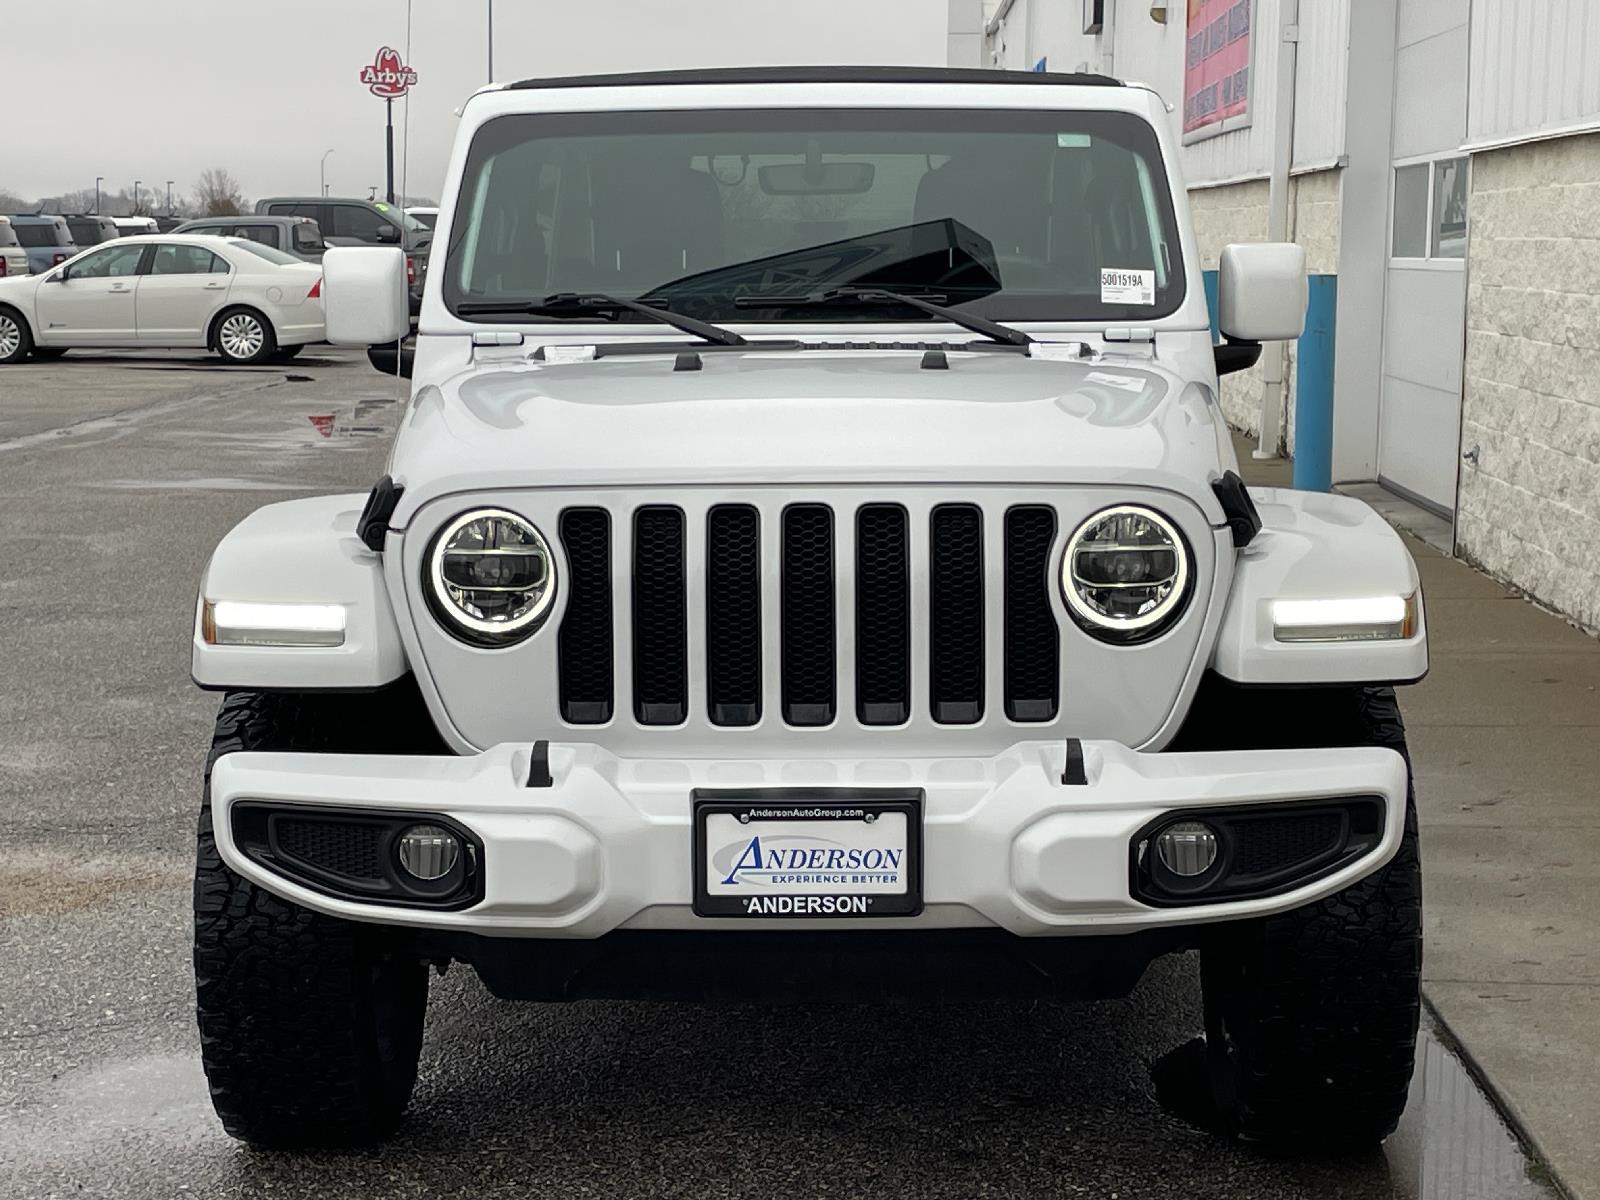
(151, 244, 228, 275)
(234, 224, 280, 248)
(69, 244, 146, 278)
(332, 205, 391, 241)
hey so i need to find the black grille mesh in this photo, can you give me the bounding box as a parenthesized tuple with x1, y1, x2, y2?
(274, 818, 384, 882)
(855, 505, 910, 725)
(706, 505, 762, 726)
(929, 504, 984, 724)
(1231, 812, 1345, 878)
(632, 506, 688, 725)
(781, 504, 836, 726)
(557, 508, 614, 724)
(1003, 506, 1059, 722)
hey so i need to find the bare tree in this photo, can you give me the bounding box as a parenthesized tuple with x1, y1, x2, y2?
(0, 186, 29, 212)
(192, 168, 248, 217)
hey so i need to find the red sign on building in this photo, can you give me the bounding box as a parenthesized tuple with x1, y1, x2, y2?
(360, 47, 419, 99)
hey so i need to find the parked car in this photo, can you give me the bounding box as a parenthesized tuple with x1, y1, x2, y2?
(112, 216, 160, 237)
(0, 217, 29, 278)
(0, 234, 323, 365)
(155, 215, 188, 233)
(174, 215, 327, 263)
(63, 214, 122, 249)
(6, 215, 78, 274)
(255, 196, 428, 310)
(190, 67, 1429, 1154)
(404, 205, 438, 230)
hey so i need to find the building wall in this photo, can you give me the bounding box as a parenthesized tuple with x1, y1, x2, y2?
(1457, 132, 1600, 631)
(1187, 170, 1341, 442)
(1468, 0, 1600, 149)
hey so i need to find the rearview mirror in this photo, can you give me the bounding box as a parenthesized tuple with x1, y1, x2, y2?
(758, 161, 876, 196)
(1217, 242, 1307, 343)
(322, 246, 409, 345)
(373, 223, 402, 244)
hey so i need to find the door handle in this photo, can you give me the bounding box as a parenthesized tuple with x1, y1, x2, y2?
(203, 283, 226, 290)
(110, 284, 131, 293)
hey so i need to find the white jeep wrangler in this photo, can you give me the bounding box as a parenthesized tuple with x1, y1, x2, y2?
(191, 67, 1426, 1151)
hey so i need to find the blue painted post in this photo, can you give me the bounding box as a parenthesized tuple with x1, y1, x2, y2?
(1292, 274, 1337, 492)
(1202, 269, 1220, 345)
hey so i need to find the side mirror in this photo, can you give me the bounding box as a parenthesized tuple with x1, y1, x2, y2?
(322, 246, 410, 345)
(1217, 242, 1307, 343)
(373, 223, 402, 244)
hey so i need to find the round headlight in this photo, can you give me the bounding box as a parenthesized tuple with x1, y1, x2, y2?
(426, 508, 556, 645)
(1062, 504, 1190, 641)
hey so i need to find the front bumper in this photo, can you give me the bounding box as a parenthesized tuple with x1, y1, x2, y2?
(210, 740, 1408, 937)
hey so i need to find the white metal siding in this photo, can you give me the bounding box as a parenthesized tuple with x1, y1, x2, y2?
(1468, 0, 1600, 147)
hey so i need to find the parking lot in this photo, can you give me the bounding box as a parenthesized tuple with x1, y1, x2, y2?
(0, 349, 1558, 1199)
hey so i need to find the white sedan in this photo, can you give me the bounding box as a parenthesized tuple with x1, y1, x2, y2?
(0, 235, 325, 366)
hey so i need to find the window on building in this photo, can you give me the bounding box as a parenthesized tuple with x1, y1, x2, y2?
(1392, 157, 1469, 261)
(1432, 158, 1468, 259)
(1391, 164, 1429, 258)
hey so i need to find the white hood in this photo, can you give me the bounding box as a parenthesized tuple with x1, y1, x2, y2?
(386, 348, 1233, 529)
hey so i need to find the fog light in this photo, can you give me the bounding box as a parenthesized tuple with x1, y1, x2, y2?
(1155, 821, 1219, 877)
(396, 824, 461, 881)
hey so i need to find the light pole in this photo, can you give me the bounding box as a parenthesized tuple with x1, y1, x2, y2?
(133, 180, 142, 215)
(94, 177, 103, 215)
(320, 148, 335, 198)
(487, 0, 494, 83)
(166, 180, 174, 215)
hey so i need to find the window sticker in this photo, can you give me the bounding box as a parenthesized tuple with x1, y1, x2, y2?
(1100, 267, 1156, 306)
(1057, 132, 1092, 148)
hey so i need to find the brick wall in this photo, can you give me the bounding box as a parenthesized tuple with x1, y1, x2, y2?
(1184, 169, 1342, 450)
(1458, 134, 1600, 632)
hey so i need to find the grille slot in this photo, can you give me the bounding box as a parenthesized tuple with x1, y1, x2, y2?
(1231, 812, 1346, 878)
(705, 505, 762, 726)
(557, 508, 614, 724)
(632, 506, 688, 725)
(273, 818, 384, 883)
(855, 504, 910, 725)
(1003, 506, 1060, 722)
(929, 504, 985, 724)
(781, 504, 836, 726)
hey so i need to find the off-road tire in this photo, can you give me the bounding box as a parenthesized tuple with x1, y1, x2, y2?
(1172, 679, 1423, 1150)
(212, 306, 277, 365)
(194, 683, 447, 1148)
(0, 306, 33, 364)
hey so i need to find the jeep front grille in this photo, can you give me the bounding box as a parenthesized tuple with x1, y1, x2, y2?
(556, 501, 1062, 730)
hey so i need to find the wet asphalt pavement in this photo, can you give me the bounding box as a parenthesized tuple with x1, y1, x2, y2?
(0, 348, 1561, 1199)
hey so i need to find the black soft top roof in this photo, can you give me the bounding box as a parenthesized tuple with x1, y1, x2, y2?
(506, 65, 1122, 92)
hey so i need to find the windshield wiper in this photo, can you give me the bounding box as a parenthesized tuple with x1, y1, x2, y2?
(732, 286, 1033, 347)
(456, 292, 747, 346)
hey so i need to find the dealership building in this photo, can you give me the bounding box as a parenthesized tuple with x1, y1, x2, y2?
(946, 0, 1600, 633)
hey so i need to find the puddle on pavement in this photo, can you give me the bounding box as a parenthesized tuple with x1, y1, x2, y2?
(1152, 1014, 1559, 1198)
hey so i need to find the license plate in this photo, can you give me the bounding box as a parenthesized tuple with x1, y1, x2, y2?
(693, 791, 923, 918)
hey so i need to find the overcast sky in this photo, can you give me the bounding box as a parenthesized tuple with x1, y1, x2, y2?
(1, 0, 946, 206)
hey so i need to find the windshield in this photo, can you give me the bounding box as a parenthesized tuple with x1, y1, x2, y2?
(443, 108, 1183, 325)
(227, 239, 301, 266)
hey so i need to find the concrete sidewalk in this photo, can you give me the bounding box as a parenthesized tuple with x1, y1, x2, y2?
(1240, 439, 1600, 1199)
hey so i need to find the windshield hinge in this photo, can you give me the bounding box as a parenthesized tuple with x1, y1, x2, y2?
(1027, 341, 1094, 361)
(1102, 326, 1157, 343)
(533, 343, 598, 363)
(471, 331, 525, 347)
